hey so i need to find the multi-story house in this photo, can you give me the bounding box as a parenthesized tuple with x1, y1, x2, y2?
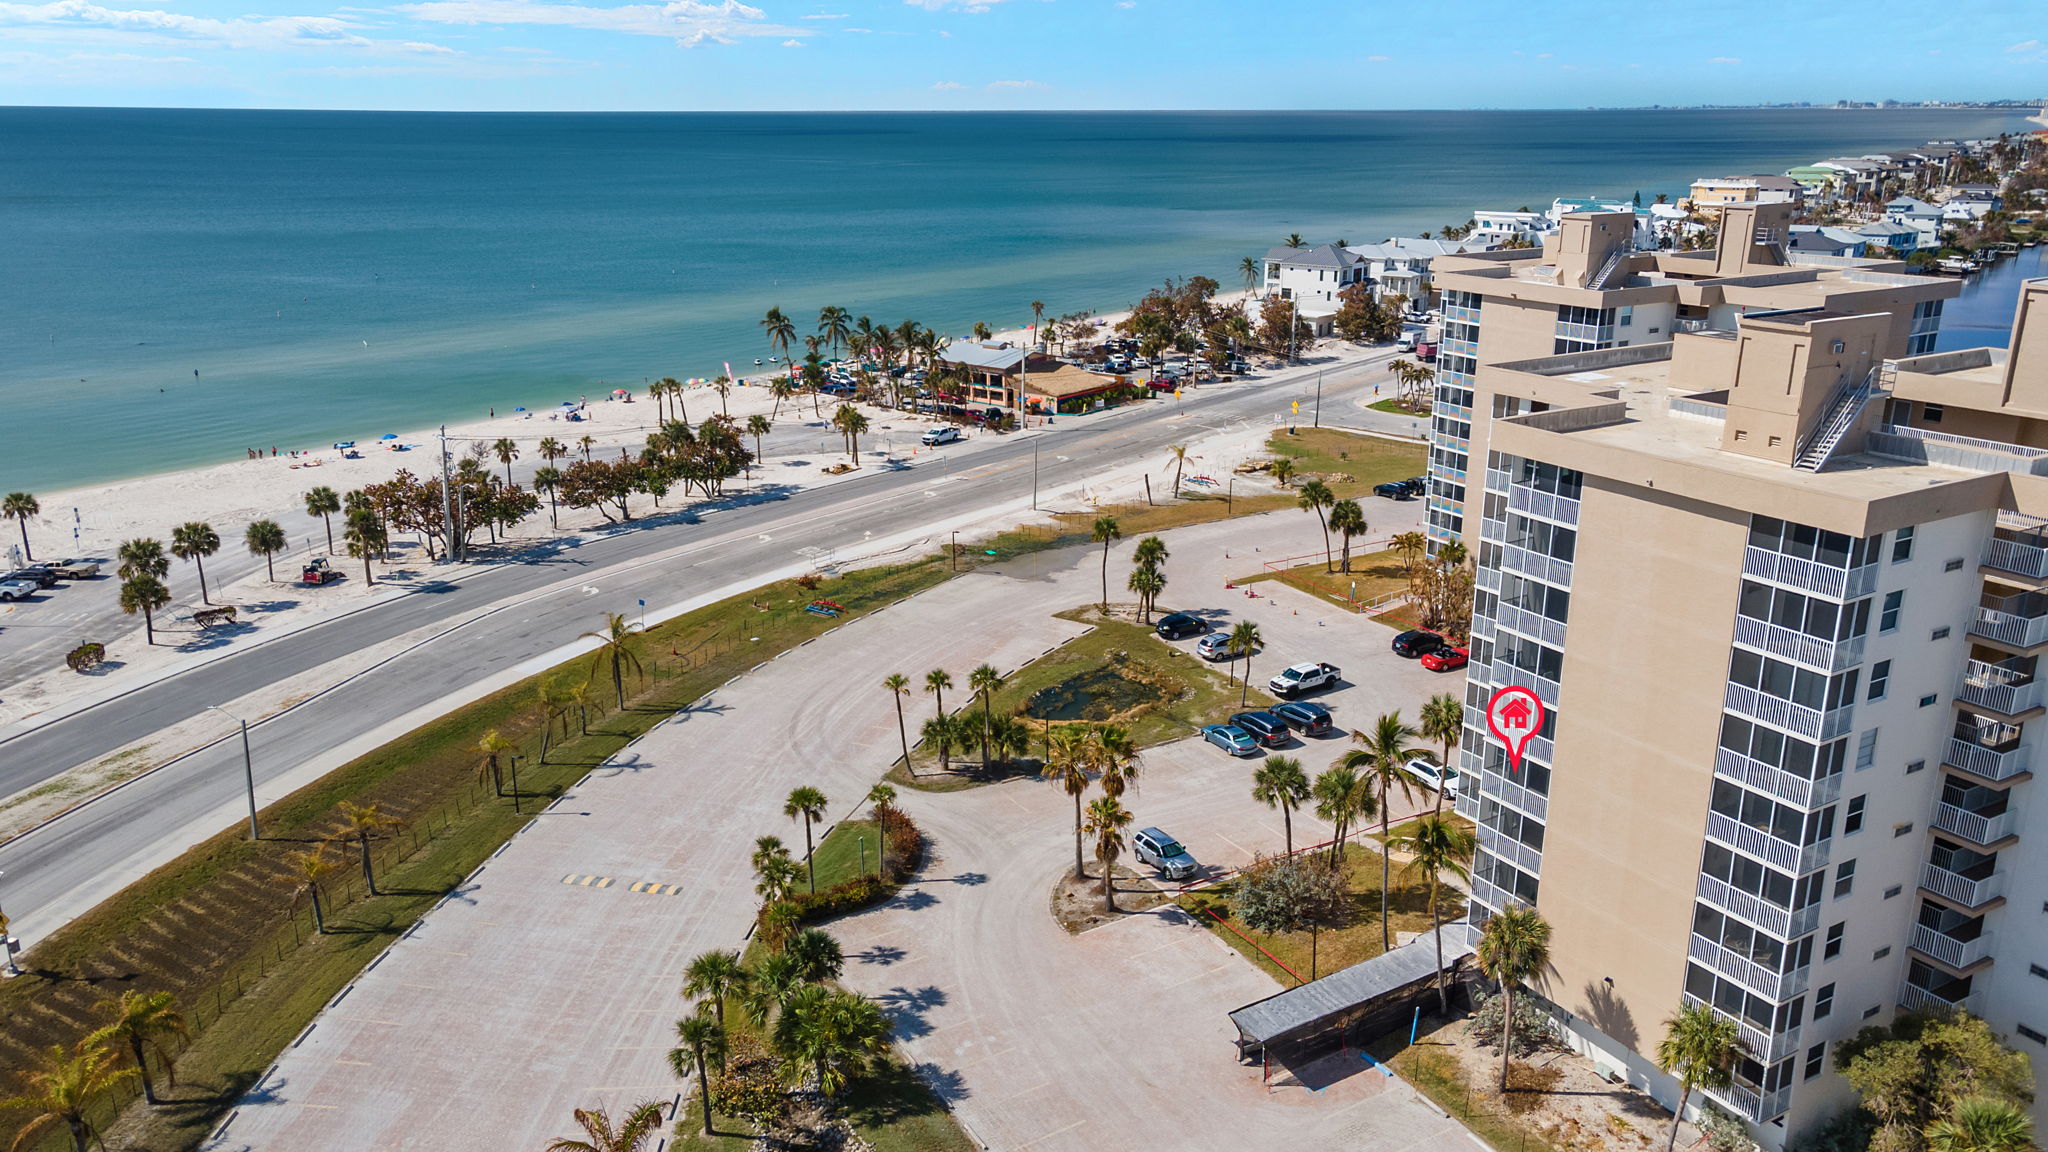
(1261, 244, 1367, 335)
(1448, 270, 2048, 1149)
(1344, 237, 1493, 309)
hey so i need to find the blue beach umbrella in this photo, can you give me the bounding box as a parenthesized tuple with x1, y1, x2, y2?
(380, 433, 398, 439)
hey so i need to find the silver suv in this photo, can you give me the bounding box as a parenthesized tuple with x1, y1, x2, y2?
(1133, 827, 1197, 881)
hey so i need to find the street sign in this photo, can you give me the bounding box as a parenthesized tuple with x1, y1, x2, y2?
(1290, 401, 1300, 414)
(1485, 685, 1545, 774)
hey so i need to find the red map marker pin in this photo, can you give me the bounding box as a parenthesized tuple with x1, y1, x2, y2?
(1486, 685, 1546, 774)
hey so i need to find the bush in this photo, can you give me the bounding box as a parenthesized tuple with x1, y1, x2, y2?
(710, 1034, 788, 1129)
(875, 802, 924, 879)
(1229, 853, 1345, 936)
(789, 873, 897, 922)
(65, 642, 105, 672)
(793, 572, 823, 590)
(1699, 1101, 1759, 1152)
(1464, 987, 1557, 1057)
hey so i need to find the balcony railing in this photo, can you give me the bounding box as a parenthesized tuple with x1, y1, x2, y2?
(1507, 483, 1582, 527)
(1931, 801, 2019, 845)
(1499, 544, 1574, 590)
(1742, 546, 1878, 601)
(1983, 533, 2048, 579)
(1707, 1081, 1793, 1123)
(1899, 981, 1979, 1016)
(1468, 875, 1515, 915)
(1706, 811, 1832, 875)
(1970, 603, 2048, 649)
(1494, 603, 1568, 649)
(1714, 747, 1845, 809)
(1724, 682, 1856, 742)
(1683, 995, 1803, 1066)
(1921, 862, 2006, 908)
(1942, 738, 2032, 781)
(1909, 924, 1996, 970)
(1697, 874, 1819, 940)
(1957, 659, 2044, 715)
(1733, 615, 1867, 673)
(1478, 825, 1544, 877)
(1476, 767, 1549, 823)
(1555, 321, 1616, 346)
(1689, 933, 1812, 1001)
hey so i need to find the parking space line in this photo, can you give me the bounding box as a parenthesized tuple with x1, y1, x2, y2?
(1011, 1118, 1084, 1149)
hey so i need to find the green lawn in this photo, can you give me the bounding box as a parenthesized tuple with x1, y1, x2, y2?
(1242, 546, 1410, 611)
(1368, 397, 1430, 417)
(1266, 428, 1425, 501)
(808, 818, 884, 890)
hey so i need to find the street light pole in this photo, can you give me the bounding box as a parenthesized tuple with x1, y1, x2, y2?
(208, 705, 261, 840)
(1314, 369, 1324, 428)
(1032, 437, 1040, 511)
(510, 755, 523, 815)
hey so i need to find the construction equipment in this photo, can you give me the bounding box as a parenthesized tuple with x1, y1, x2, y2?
(302, 557, 342, 586)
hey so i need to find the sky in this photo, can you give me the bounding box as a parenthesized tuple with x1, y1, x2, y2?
(0, 0, 2043, 111)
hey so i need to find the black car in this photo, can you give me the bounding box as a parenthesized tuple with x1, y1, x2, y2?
(1391, 629, 1448, 658)
(1156, 612, 1208, 640)
(1372, 482, 1414, 501)
(1229, 710, 1291, 747)
(1271, 700, 1333, 736)
(3, 567, 59, 588)
(1400, 476, 1427, 495)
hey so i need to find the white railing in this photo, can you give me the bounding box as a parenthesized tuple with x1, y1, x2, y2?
(1670, 396, 1729, 422)
(1507, 483, 1582, 527)
(1479, 825, 1544, 877)
(1477, 768, 1549, 823)
(1899, 982, 1978, 1016)
(1688, 933, 1812, 1001)
(1714, 747, 1844, 809)
(1683, 994, 1803, 1066)
(1957, 659, 2044, 715)
(1554, 321, 1616, 345)
(1724, 682, 1856, 742)
(1742, 546, 1878, 600)
(1971, 605, 2048, 648)
(1983, 534, 2048, 579)
(1733, 615, 1867, 673)
(1931, 802, 2019, 845)
(1697, 874, 1819, 940)
(1708, 1081, 1793, 1123)
(1469, 876, 1515, 915)
(1909, 924, 1995, 969)
(1942, 738, 2033, 781)
(1494, 603, 1568, 649)
(1706, 811, 1832, 875)
(1921, 863, 2006, 908)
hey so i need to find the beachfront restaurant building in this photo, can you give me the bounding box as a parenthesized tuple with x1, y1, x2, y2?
(934, 341, 1057, 409)
(1021, 363, 1127, 415)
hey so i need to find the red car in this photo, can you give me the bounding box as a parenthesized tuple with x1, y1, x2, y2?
(1419, 646, 1469, 673)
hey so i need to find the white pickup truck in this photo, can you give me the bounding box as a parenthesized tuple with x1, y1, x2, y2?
(1268, 661, 1340, 698)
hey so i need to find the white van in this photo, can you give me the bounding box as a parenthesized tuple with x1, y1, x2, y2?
(1394, 333, 1416, 353)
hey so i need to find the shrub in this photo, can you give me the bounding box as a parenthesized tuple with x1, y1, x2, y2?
(793, 572, 823, 590)
(789, 873, 897, 922)
(1699, 1101, 1759, 1152)
(710, 1034, 787, 1128)
(65, 642, 105, 672)
(1229, 853, 1345, 936)
(1464, 987, 1557, 1057)
(874, 802, 924, 879)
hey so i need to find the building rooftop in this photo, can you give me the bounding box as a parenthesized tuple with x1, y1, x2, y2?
(938, 342, 1027, 372)
(1263, 243, 1358, 270)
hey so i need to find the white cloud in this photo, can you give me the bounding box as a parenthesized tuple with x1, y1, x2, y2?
(1114, 0, 1133, 7)
(0, 0, 454, 54)
(986, 78, 1041, 89)
(799, 9, 845, 15)
(2005, 39, 2039, 53)
(1364, 54, 1388, 62)
(904, 0, 1005, 10)
(930, 79, 961, 89)
(841, 24, 867, 30)
(397, 0, 807, 46)
(1707, 56, 1740, 64)
(1534, 51, 1551, 58)
(780, 36, 798, 43)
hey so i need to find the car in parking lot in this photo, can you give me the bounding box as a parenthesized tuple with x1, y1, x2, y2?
(1419, 646, 1469, 673)
(1201, 723, 1259, 757)
(1132, 827, 1198, 880)
(1224, 358, 1251, 374)
(1391, 629, 1448, 658)
(2, 567, 59, 589)
(1373, 481, 1415, 501)
(0, 579, 38, 602)
(920, 426, 963, 446)
(1155, 611, 1208, 640)
(1229, 711, 1291, 747)
(1267, 661, 1339, 698)
(1194, 632, 1234, 661)
(1401, 476, 1427, 496)
(1270, 700, 1332, 736)
(42, 558, 100, 579)
(1401, 755, 1460, 798)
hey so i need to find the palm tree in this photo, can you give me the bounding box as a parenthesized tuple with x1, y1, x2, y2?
(1252, 756, 1310, 856)
(1311, 763, 1375, 867)
(242, 519, 287, 582)
(1297, 478, 1336, 572)
(119, 571, 172, 645)
(533, 466, 563, 529)
(288, 843, 341, 934)
(1094, 724, 1140, 799)
(0, 1043, 136, 1152)
(745, 413, 772, 472)
(1389, 814, 1475, 1016)
(681, 949, 751, 1032)
(545, 1101, 668, 1152)
(304, 486, 341, 553)
(924, 667, 952, 717)
(1041, 725, 1094, 877)
(1654, 1002, 1745, 1152)
(1340, 713, 1426, 952)
(988, 714, 1031, 767)
(1926, 1097, 2037, 1152)
(334, 800, 403, 895)
(755, 853, 804, 908)
(768, 375, 797, 419)
(1239, 255, 1263, 296)
(919, 712, 964, 774)
(832, 403, 870, 464)
(538, 436, 568, 467)
(1328, 499, 1368, 574)
(1128, 566, 1165, 623)
(475, 728, 512, 796)
(771, 985, 890, 1097)
(785, 927, 844, 982)
(1086, 795, 1133, 911)
(1228, 620, 1263, 704)
(3, 492, 40, 561)
(883, 673, 913, 773)
(761, 306, 796, 368)
(1092, 515, 1122, 611)
(117, 536, 169, 581)
(85, 990, 187, 1106)
(785, 786, 829, 893)
(343, 508, 387, 586)
(1165, 443, 1190, 495)
(819, 305, 853, 356)
(1029, 299, 1046, 341)
(580, 612, 644, 710)
(1133, 534, 1168, 575)
(669, 1013, 726, 1137)
(170, 521, 221, 605)
(1283, 233, 1307, 248)
(966, 663, 1004, 771)
(1475, 903, 1552, 1092)
(1270, 456, 1296, 487)
(491, 437, 520, 486)
(578, 433, 596, 461)
(1419, 693, 1463, 817)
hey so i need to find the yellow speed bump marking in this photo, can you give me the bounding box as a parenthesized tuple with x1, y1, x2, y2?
(561, 874, 614, 888)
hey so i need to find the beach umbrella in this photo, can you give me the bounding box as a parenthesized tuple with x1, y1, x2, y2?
(380, 433, 398, 440)
(612, 388, 628, 396)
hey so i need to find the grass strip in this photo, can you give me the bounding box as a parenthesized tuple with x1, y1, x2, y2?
(1375, 1039, 1568, 1152)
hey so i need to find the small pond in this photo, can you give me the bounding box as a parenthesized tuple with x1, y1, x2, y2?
(1023, 663, 1166, 722)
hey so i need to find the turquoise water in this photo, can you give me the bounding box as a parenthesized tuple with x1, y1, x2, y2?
(1, 106, 2035, 491)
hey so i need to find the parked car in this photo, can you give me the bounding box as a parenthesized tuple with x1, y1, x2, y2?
(1391, 629, 1447, 658)
(920, 426, 963, 446)
(1156, 612, 1208, 640)
(1373, 482, 1414, 501)
(1420, 646, 1469, 673)
(2, 567, 58, 589)
(1133, 827, 1198, 880)
(1401, 476, 1427, 496)
(1401, 755, 1461, 799)
(1201, 723, 1260, 757)
(1395, 334, 1416, 352)
(1194, 632, 1234, 661)
(43, 558, 100, 579)
(1224, 358, 1251, 374)
(0, 579, 38, 602)
(1267, 661, 1340, 698)
(1271, 700, 1333, 736)
(1229, 710, 1291, 747)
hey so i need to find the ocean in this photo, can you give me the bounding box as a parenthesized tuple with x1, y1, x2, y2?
(0, 106, 2036, 492)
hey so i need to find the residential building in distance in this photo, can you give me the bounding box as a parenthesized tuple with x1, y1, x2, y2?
(1470, 210, 1555, 248)
(1261, 243, 1367, 334)
(1451, 269, 2048, 1147)
(1689, 174, 1806, 210)
(1344, 237, 1492, 308)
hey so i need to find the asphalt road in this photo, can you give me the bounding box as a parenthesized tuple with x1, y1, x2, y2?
(0, 351, 1407, 941)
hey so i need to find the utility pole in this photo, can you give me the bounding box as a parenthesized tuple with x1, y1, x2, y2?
(1032, 436, 1040, 511)
(1314, 369, 1324, 428)
(438, 425, 458, 564)
(208, 705, 261, 840)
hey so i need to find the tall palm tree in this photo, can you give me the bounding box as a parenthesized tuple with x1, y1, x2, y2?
(1133, 534, 1168, 575)
(546, 1101, 668, 1152)
(170, 521, 221, 605)
(243, 519, 287, 582)
(761, 306, 796, 367)
(785, 927, 844, 982)
(343, 508, 387, 586)
(304, 486, 341, 553)
(785, 786, 829, 893)
(475, 728, 512, 796)
(580, 612, 644, 710)
(117, 536, 169, 581)
(1165, 443, 1190, 495)
(533, 466, 563, 529)
(771, 985, 890, 1097)
(1297, 479, 1336, 572)
(1283, 232, 1307, 248)
(924, 667, 952, 717)
(538, 436, 568, 467)
(1252, 756, 1310, 856)
(768, 376, 797, 419)
(0, 1043, 136, 1152)
(1419, 693, 1463, 816)
(491, 437, 520, 486)
(1030, 300, 1045, 341)
(745, 414, 772, 474)
(1092, 515, 1122, 611)
(1926, 1097, 2037, 1152)
(988, 714, 1031, 767)
(119, 571, 172, 645)
(832, 403, 870, 463)
(334, 800, 403, 895)
(1128, 566, 1165, 623)
(1655, 1002, 1745, 1152)
(882, 673, 914, 773)
(1093, 724, 1140, 799)
(968, 663, 1004, 771)
(818, 305, 853, 356)
(3, 492, 40, 560)
(287, 843, 340, 934)
(1086, 795, 1133, 912)
(1340, 713, 1426, 952)
(1311, 763, 1375, 867)
(578, 433, 596, 461)
(1328, 499, 1368, 574)
(1239, 255, 1262, 296)
(1229, 620, 1263, 704)
(86, 990, 188, 1106)
(1389, 814, 1475, 1015)
(1475, 903, 1552, 1092)
(669, 1013, 727, 1137)
(1042, 725, 1093, 878)
(681, 949, 751, 1032)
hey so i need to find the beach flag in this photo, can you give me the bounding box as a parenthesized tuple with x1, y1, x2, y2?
(724, 361, 734, 382)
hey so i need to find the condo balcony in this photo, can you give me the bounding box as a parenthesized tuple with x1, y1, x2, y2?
(1956, 656, 2043, 715)
(1943, 715, 2032, 782)
(1899, 960, 1978, 1015)
(1982, 524, 2048, 580)
(1688, 933, 1812, 1001)
(1920, 860, 2005, 909)
(1713, 747, 1844, 809)
(1682, 994, 1803, 1066)
(1931, 776, 2018, 846)
(1705, 810, 1832, 876)
(1733, 614, 1867, 673)
(1696, 874, 1820, 941)
(1970, 590, 2048, 649)
(1506, 480, 1581, 527)
(1709, 1082, 1792, 1124)
(1908, 923, 1996, 971)
(1723, 682, 1856, 743)
(1741, 545, 1878, 601)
